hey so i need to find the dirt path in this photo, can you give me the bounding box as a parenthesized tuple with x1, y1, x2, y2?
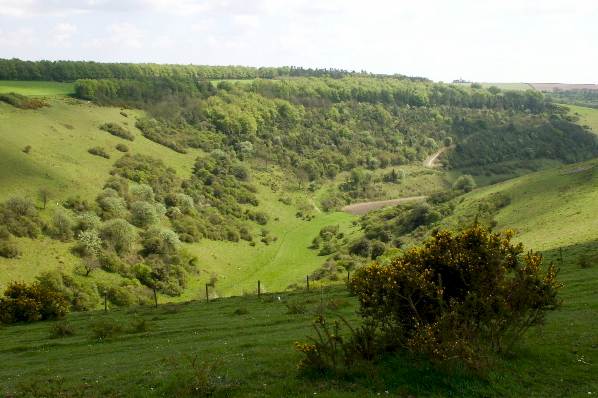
(341, 196, 426, 215)
(423, 146, 451, 168)
(341, 146, 452, 216)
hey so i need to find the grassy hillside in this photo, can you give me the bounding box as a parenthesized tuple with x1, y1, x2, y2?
(0, 99, 197, 203)
(445, 157, 598, 253)
(0, 95, 358, 298)
(566, 104, 598, 133)
(0, 80, 74, 96)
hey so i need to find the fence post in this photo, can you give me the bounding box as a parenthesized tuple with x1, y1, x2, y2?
(347, 270, 350, 282)
(104, 290, 107, 313)
(258, 280, 261, 298)
(205, 283, 209, 303)
(306, 275, 310, 291)
(153, 287, 158, 308)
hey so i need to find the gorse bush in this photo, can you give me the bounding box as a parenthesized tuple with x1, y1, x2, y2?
(348, 224, 561, 365)
(0, 282, 68, 324)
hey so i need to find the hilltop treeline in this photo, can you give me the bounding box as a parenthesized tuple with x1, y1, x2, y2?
(0, 58, 420, 82)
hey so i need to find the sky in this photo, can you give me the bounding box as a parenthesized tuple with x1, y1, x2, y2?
(0, 0, 596, 83)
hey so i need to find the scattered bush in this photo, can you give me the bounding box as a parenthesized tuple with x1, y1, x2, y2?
(130, 200, 159, 228)
(129, 318, 150, 333)
(100, 218, 137, 255)
(0, 239, 20, 258)
(100, 122, 134, 141)
(286, 302, 307, 315)
(0, 197, 42, 238)
(22, 145, 32, 154)
(0, 92, 47, 109)
(49, 208, 74, 241)
(0, 282, 68, 324)
(453, 174, 477, 192)
(115, 143, 129, 152)
(91, 318, 124, 340)
(50, 321, 75, 338)
(88, 146, 110, 159)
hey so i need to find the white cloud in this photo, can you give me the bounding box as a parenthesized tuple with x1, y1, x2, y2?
(90, 22, 145, 49)
(0, 0, 596, 82)
(51, 22, 76, 46)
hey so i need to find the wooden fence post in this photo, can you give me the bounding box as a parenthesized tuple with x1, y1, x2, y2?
(205, 284, 209, 303)
(104, 290, 107, 313)
(153, 287, 158, 308)
(347, 270, 350, 282)
(258, 280, 261, 298)
(306, 275, 310, 291)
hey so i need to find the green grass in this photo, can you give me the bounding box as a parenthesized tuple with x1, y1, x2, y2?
(1, 262, 596, 397)
(564, 104, 598, 134)
(0, 80, 75, 96)
(447, 158, 598, 252)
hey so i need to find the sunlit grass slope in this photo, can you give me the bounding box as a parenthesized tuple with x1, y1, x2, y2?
(0, 80, 75, 96)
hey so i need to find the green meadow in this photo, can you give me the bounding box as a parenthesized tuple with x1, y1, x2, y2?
(0, 80, 75, 96)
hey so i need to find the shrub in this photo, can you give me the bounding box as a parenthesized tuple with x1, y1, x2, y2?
(0, 92, 47, 109)
(22, 145, 32, 154)
(0, 197, 42, 238)
(453, 174, 477, 192)
(286, 302, 307, 315)
(349, 238, 371, 258)
(91, 318, 124, 340)
(0, 282, 68, 324)
(115, 143, 129, 152)
(349, 224, 561, 365)
(100, 219, 137, 255)
(129, 318, 150, 333)
(141, 227, 180, 255)
(130, 201, 159, 228)
(50, 321, 75, 338)
(74, 212, 101, 234)
(74, 229, 102, 258)
(88, 147, 110, 159)
(0, 239, 20, 258)
(96, 190, 128, 220)
(130, 184, 155, 203)
(36, 270, 100, 312)
(49, 208, 74, 241)
(100, 122, 134, 141)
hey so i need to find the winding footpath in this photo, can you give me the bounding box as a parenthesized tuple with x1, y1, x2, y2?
(341, 146, 450, 216)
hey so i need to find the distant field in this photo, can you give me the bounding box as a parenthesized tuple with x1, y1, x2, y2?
(530, 82, 598, 91)
(0, 80, 75, 96)
(564, 104, 598, 134)
(452, 82, 533, 91)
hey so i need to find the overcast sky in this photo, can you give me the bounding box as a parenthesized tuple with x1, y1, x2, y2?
(0, 0, 596, 83)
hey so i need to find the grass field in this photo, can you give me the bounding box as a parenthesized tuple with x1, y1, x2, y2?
(0, 80, 75, 96)
(565, 104, 598, 134)
(0, 257, 596, 397)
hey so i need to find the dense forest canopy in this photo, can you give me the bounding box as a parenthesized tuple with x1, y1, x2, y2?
(0, 58, 426, 82)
